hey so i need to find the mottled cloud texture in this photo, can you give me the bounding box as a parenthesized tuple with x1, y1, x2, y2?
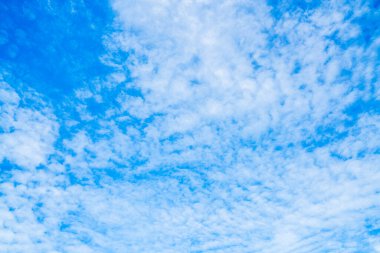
(0, 0, 380, 252)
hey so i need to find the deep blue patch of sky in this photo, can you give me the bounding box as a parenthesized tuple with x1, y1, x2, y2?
(0, 0, 114, 100)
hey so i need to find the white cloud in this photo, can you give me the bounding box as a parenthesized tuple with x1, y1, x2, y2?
(0, 81, 58, 169)
(0, 0, 379, 252)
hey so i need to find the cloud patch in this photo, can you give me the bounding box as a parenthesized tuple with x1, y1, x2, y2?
(0, 0, 379, 252)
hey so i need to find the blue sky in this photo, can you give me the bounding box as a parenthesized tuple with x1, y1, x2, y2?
(0, 0, 379, 252)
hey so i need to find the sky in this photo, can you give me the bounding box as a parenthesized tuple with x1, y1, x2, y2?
(0, 0, 379, 252)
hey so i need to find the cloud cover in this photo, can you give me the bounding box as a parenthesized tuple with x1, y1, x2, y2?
(0, 0, 380, 252)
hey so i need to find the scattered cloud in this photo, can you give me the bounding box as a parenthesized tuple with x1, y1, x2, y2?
(0, 0, 379, 252)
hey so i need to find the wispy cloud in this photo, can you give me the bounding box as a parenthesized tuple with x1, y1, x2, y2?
(0, 0, 379, 252)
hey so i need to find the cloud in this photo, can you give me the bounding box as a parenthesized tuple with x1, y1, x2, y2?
(0, 80, 58, 169)
(0, 0, 379, 252)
